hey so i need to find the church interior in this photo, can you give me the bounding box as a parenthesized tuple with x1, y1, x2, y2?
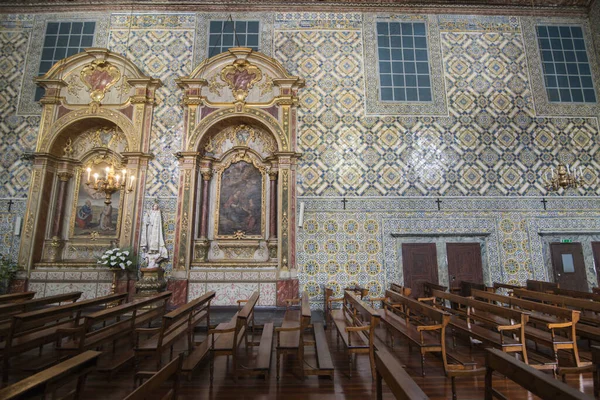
(1, 0, 600, 398)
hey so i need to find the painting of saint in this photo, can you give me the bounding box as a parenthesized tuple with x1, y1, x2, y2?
(218, 161, 262, 236)
(72, 164, 120, 237)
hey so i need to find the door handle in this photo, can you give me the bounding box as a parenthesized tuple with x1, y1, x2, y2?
(557, 273, 561, 277)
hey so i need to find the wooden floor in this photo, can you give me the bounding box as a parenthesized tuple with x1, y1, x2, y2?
(7, 309, 597, 399)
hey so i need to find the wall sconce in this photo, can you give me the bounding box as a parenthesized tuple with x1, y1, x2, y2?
(85, 165, 134, 205)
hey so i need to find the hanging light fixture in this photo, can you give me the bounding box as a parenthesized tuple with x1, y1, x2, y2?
(544, 163, 584, 191)
(85, 165, 134, 205)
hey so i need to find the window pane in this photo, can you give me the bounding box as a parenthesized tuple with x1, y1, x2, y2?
(537, 24, 596, 103)
(376, 21, 431, 103)
(208, 20, 260, 55)
(562, 254, 575, 273)
(37, 20, 96, 102)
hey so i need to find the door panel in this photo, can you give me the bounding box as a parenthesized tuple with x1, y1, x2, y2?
(592, 242, 600, 287)
(446, 242, 484, 294)
(402, 243, 438, 299)
(550, 243, 588, 292)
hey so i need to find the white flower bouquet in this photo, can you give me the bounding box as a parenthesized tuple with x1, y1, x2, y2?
(97, 248, 136, 271)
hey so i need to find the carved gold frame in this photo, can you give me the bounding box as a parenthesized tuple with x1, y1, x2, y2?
(68, 159, 124, 240)
(213, 150, 267, 240)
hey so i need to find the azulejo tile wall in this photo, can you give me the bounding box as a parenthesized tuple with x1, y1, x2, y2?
(0, 10, 599, 310)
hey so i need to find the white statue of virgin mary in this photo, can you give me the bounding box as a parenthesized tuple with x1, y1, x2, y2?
(140, 202, 168, 268)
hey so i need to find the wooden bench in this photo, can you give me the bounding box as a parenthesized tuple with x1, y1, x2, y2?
(390, 283, 412, 297)
(0, 292, 82, 338)
(551, 288, 600, 302)
(472, 289, 583, 368)
(485, 348, 592, 400)
(126, 354, 182, 400)
(492, 282, 524, 293)
(275, 292, 311, 380)
(527, 279, 559, 293)
(0, 292, 35, 305)
(135, 291, 214, 371)
(423, 281, 447, 298)
(378, 289, 450, 376)
(59, 292, 172, 355)
(375, 347, 429, 400)
(208, 291, 274, 382)
(457, 281, 487, 297)
(591, 345, 600, 396)
(0, 350, 101, 400)
(331, 290, 380, 379)
(430, 290, 534, 366)
(1, 292, 127, 383)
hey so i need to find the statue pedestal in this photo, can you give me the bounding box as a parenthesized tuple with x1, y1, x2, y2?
(135, 267, 167, 298)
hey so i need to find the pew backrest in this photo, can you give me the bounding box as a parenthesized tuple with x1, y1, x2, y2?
(158, 291, 215, 348)
(387, 289, 450, 327)
(375, 348, 429, 400)
(526, 279, 559, 293)
(551, 288, 600, 302)
(390, 283, 412, 297)
(0, 350, 101, 400)
(9, 292, 127, 336)
(485, 348, 591, 400)
(0, 291, 35, 304)
(472, 289, 579, 325)
(124, 354, 182, 400)
(423, 281, 447, 298)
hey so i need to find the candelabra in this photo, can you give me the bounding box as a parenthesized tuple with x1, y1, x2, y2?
(544, 163, 584, 192)
(85, 165, 134, 205)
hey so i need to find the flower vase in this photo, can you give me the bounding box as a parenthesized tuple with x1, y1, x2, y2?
(107, 267, 122, 308)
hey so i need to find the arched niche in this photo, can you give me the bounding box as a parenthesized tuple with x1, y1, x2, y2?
(174, 48, 303, 284)
(19, 48, 161, 271)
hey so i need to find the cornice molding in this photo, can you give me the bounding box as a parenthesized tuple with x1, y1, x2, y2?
(0, 0, 592, 16)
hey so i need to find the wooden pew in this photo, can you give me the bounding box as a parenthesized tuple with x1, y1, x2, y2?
(423, 281, 447, 298)
(126, 354, 182, 400)
(331, 290, 380, 378)
(551, 288, 600, 302)
(275, 292, 311, 380)
(0, 292, 82, 338)
(2, 292, 127, 383)
(492, 282, 524, 293)
(378, 289, 450, 376)
(593, 287, 600, 295)
(591, 345, 600, 396)
(390, 283, 412, 297)
(472, 289, 583, 367)
(0, 350, 101, 400)
(485, 348, 592, 400)
(0, 292, 35, 305)
(458, 281, 486, 297)
(431, 289, 530, 365)
(513, 288, 600, 329)
(375, 347, 429, 400)
(58, 291, 172, 378)
(135, 291, 214, 371)
(527, 279, 559, 293)
(208, 291, 274, 382)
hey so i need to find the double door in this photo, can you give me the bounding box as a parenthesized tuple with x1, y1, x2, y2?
(402, 242, 483, 298)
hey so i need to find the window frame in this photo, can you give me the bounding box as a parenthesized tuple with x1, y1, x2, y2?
(535, 23, 596, 104)
(376, 20, 433, 103)
(206, 19, 260, 58)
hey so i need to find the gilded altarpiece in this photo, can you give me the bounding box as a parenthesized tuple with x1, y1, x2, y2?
(175, 48, 303, 305)
(19, 48, 161, 294)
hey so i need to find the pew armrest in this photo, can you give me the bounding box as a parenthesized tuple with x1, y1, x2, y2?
(497, 324, 521, 331)
(417, 324, 443, 332)
(208, 327, 236, 335)
(548, 322, 572, 329)
(345, 325, 369, 332)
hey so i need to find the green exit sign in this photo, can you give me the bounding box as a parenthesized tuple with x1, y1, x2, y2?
(561, 239, 573, 243)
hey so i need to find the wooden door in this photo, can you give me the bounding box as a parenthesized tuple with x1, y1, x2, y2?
(402, 243, 438, 299)
(592, 242, 600, 287)
(446, 243, 484, 294)
(550, 243, 588, 292)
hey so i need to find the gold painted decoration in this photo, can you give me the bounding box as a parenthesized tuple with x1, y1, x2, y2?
(80, 60, 122, 103)
(220, 59, 263, 102)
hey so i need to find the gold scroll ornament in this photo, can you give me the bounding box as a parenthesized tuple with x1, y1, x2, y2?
(220, 59, 263, 102)
(80, 60, 122, 102)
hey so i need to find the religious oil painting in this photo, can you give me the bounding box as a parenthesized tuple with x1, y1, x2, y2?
(217, 161, 262, 237)
(71, 163, 120, 237)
